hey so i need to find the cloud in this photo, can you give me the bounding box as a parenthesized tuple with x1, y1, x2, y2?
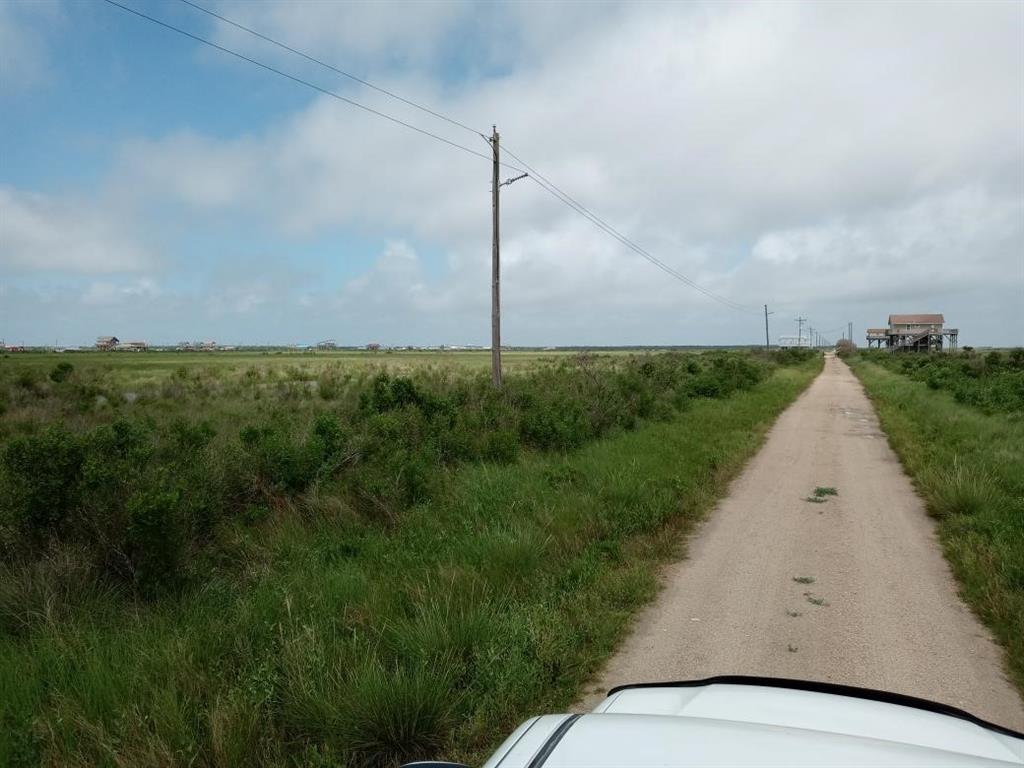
(7, 1, 1024, 345)
(0, 187, 155, 273)
(82, 278, 160, 306)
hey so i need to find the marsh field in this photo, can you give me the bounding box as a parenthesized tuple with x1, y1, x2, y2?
(0, 347, 822, 767)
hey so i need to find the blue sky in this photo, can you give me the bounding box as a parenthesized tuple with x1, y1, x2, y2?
(1, 0, 1022, 347)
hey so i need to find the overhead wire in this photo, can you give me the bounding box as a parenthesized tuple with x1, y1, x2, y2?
(110, 0, 757, 314)
(500, 144, 759, 313)
(101, 0, 522, 170)
(176, 0, 487, 138)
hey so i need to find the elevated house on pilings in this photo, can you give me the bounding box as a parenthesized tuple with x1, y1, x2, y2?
(865, 314, 958, 353)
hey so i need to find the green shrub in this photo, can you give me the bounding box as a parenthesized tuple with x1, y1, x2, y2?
(2, 426, 85, 540)
(49, 361, 74, 383)
(126, 488, 184, 596)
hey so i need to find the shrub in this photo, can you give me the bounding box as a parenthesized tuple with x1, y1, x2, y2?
(126, 488, 184, 596)
(835, 339, 856, 358)
(2, 426, 85, 541)
(49, 361, 74, 383)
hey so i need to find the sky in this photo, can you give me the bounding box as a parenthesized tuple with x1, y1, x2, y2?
(1, 0, 1022, 347)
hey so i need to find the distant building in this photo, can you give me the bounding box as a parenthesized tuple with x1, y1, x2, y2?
(117, 340, 148, 352)
(96, 336, 119, 350)
(866, 313, 958, 352)
(366, 342, 381, 351)
(317, 340, 338, 350)
(778, 335, 810, 349)
(199, 340, 218, 351)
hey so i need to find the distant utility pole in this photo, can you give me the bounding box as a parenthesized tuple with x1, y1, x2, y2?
(795, 316, 807, 348)
(488, 125, 527, 389)
(848, 321, 853, 344)
(764, 305, 774, 353)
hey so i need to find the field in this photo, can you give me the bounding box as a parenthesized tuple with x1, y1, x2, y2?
(0, 348, 820, 767)
(848, 354, 1024, 698)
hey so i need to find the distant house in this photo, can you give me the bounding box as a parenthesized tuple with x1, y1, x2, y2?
(117, 340, 148, 352)
(96, 336, 119, 350)
(317, 340, 338, 350)
(778, 335, 810, 349)
(199, 340, 218, 351)
(866, 313, 958, 352)
(366, 342, 381, 351)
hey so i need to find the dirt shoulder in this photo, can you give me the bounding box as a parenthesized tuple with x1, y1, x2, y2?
(576, 354, 1024, 730)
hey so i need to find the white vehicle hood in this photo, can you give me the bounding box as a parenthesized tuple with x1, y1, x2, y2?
(483, 680, 1024, 767)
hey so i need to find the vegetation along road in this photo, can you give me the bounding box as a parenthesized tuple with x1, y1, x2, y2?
(579, 353, 1024, 730)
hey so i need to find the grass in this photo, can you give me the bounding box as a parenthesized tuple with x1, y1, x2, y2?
(847, 356, 1024, 701)
(0, 353, 822, 767)
(792, 576, 815, 584)
(813, 487, 838, 497)
(803, 496, 827, 504)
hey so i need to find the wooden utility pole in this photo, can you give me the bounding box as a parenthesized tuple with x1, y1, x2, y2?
(487, 126, 527, 389)
(796, 316, 807, 348)
(490, 125, 501, 388)
(764, 304, 773, 353)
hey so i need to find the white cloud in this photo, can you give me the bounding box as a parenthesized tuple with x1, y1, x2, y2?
(0, 187, 154, 273)
(82, 277, 160, 306)
(7, 0, 1024, 345)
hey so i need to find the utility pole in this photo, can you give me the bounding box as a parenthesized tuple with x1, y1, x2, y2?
(808, 324, 814, 349)
(488, 126, 527, 389)
(490, 125, 501, 388)
(795, 316, 807, 348)
(764, 305, 774, 353)
(848, 321, 853, 344)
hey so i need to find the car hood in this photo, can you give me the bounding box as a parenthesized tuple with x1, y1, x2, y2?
(483, 680, 1024, 767)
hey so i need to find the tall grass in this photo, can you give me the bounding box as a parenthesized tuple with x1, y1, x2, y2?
(0, 352, 821, 767)
(848, 358, 1024, 699)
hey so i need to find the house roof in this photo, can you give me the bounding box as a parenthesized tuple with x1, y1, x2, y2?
(888, 314, 943, 325)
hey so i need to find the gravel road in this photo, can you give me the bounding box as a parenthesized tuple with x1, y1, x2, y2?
(577, 354, 1024, 729)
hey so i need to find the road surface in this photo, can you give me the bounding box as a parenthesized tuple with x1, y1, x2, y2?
(578, 354, 1024, 729)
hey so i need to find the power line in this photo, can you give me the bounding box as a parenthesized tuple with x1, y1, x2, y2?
(176, 0, 486, 138)
(108, 0, 756, 314)
(174, 0, 757, 313)
(101, 0, 520, 170)
(500, 144, 758, 313)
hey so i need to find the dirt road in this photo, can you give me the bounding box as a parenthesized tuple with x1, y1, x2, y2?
(578, 354, 1024, 729)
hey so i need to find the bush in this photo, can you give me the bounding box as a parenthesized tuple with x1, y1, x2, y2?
(49, 361, 74, 383)
(0, 350, 804, 597)
(126, 488, 184, 595)
(2, 426, 85, 540)
(835, 339, 856, 358)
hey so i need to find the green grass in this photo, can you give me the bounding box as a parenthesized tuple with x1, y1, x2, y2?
(848, 357, 1024, 699)
(0, 357, 821, 767)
